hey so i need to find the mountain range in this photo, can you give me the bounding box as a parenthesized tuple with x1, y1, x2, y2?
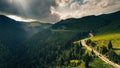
(0, 10, 120, 68)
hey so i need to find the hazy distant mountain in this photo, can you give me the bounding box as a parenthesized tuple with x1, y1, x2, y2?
(0, 15, 52, 37)
(24, 21, 52, 36)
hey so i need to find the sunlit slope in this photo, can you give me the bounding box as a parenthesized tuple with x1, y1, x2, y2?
(91, 20, 120, 54)
(92, 20, 120, 39)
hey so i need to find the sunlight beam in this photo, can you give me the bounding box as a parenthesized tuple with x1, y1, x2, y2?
(8, 0, 32, 18)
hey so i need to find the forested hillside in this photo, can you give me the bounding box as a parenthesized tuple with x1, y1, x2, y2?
(0, 11, 120, 68)
(24, 11, 120, 68)
(0, 15, 51, 68)
(51, 11, 120, 32)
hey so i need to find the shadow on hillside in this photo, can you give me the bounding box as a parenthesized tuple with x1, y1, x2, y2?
(113, 48, 120, 50)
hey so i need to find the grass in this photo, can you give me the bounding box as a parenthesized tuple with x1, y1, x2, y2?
(89, 58, 113, 68)
(73, 58, 113, 68)
(74, 61, 85, 68)
(91, 33, 120, 41)
(70, 60, 80, 64)
(90, 20, 120, 54)
(91, 33, 120, 54)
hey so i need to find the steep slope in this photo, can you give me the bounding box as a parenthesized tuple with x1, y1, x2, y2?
(0, 15, 28, 68)
(0, 15, 27, 43)
(0, 15, 52, 68)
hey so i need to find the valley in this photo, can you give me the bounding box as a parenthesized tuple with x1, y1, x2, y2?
(0, 10, 120, 68)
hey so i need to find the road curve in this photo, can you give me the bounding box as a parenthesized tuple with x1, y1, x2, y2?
(81, 39, 120, 68)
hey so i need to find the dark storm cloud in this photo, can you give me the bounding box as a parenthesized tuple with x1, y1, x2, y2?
(0, 0, 59, 23)
(29, 0, 60, 22)
(0, 0, 120, 23)
(0, 0, 18, 14)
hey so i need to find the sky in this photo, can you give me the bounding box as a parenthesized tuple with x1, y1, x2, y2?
(0, 0, 120, 23)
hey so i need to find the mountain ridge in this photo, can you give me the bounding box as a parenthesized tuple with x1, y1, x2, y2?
(25, 10, 120, 68)
(0, 10, 120, 68)
(51, 11, 120, 32)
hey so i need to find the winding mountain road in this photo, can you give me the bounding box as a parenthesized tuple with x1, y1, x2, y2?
(81, 39, 120, 68)
(50, 29, 120, 68)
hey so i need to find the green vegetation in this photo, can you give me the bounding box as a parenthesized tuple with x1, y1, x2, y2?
(108, 41, 113, 49)
(91, 34, 120, 54)
(91, 19, 120, 54)
(0, 10, 120, 68)
(89, 58, 113, 68)
(74, 58, 113, 68)
(85, 18, 120, 65)
(51, 16, 108, 32)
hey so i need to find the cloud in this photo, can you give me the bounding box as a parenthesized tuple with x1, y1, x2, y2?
(51, 0, 120, 20)
(7, 15, 37, 22)
(0, 0, 59, 23)
(0, 0, 120, 23)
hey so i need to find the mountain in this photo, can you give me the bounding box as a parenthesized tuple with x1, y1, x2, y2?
(28, 21, 52, 28)
(0, 15, 27, 42)
(25, 11, 120, 68)
(0, 15, 52, 68)
(0, 15, 52, 36)
(0, 10, 120, 68)
(51, 11, 120, 32)
(0, 15, 28, 68)
(90, 13, 120, 54)
(24, 21, 52, 36)
(85, 12, 120, 67)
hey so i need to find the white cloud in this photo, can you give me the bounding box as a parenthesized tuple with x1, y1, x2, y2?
(7, 15, 36, 22)
(51, 0, 120, 20)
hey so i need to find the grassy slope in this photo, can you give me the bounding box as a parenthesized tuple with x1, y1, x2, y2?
(89, 58, 113, 68)
(74, 19, 120, 68)
(75, 58, 112, 68)
(91, 20, 120, 54)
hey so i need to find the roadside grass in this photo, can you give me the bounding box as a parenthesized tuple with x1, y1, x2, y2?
(74, 58, 113, 68)
(89, 58, 113, 68)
